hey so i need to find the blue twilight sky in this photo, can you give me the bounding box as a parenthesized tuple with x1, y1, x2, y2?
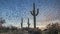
(0, 0, 60, 28)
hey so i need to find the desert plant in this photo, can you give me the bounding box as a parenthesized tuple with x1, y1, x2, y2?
(27, 18, 30, 28)
(30, 3, 39, 28)
(46, 23, 60, 34)
(21, 18, 23, 28)
(0, 18, 6, 30)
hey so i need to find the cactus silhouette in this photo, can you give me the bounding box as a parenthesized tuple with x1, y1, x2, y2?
(27, 18, 30, 28)
(21, 18, 23, 28)
(30, 3, 39, 28)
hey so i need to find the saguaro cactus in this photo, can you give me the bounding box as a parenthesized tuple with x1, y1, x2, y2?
(30, 3, 39, 28)
(27, 18, 30, 28)
(21, 18, 23, 28)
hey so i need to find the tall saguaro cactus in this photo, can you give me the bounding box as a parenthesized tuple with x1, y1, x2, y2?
(27, 18, 30, 28)
(30, 3, 39, 28)
(21, 18, 23, 28)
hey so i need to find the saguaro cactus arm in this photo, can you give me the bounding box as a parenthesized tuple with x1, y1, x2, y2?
(30, 11, 34, 15)
(35, 9, 39, 16)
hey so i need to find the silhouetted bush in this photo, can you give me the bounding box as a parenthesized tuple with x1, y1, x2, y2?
(28, 28, 42, 34)
(46, 23, 60, 34)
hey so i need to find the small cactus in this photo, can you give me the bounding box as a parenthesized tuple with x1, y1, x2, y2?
(27, 18, 30, 28)
(21, 18, 23, 28)
(30, 3, 39, 28)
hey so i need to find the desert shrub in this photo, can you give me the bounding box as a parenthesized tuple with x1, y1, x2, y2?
(46, 23, 60, 34)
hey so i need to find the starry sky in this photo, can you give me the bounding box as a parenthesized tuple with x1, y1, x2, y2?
(0, 0, 60, 28)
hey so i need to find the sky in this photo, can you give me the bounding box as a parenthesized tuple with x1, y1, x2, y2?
(0, 0, 60, 29)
